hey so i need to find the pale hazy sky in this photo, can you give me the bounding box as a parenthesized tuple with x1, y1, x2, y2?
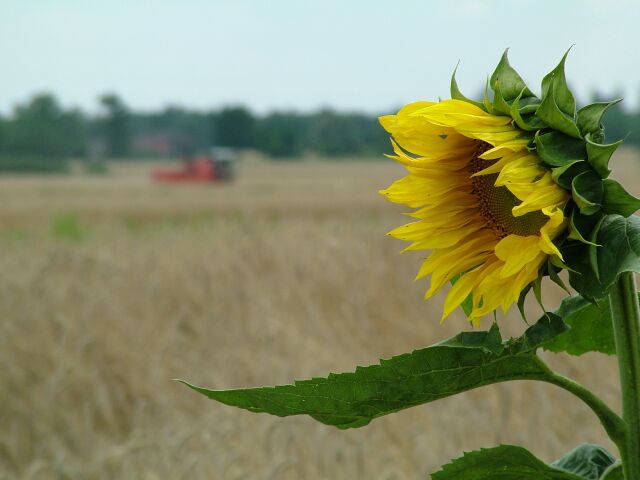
(2, 0, 639, 115)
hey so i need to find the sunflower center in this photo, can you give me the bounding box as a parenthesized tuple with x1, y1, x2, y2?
(468, 141, 547, 238)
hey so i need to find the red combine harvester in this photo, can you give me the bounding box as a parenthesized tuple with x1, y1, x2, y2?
(151, 148, 236, 183)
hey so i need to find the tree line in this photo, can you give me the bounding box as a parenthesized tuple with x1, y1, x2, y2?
(0, 92, 638, 170)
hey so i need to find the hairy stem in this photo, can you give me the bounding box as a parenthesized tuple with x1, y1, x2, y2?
(610, 272, 640, 479)
(536, 363, 626, 450)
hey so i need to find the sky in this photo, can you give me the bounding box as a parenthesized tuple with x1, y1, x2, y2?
(2, 0, 640, 115)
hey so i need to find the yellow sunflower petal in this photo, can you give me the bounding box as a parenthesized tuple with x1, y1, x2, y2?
(380, 97, 570, 323)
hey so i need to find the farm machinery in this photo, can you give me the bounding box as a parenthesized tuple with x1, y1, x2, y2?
(151, 148, 236, 183)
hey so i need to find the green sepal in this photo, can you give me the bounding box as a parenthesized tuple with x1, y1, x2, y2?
(450, 64, 486, 110)
(541, 49, 576, 117)
(543, 295, 617, 356)
(568, 208, 601, 246)
(432, 444, 587, 479)
(585, 134, 623, 179)
(547, 257, 570, 293)
(450, 273, 473, 317)
(551, 160, 589, 190)
(536, 83, 582, 139)
(511, 89, 547, 131)
(492, 81, 512, 115)
(535, 131, 586, 167)
(588, 215, 606, 282)
(516, 95, 542, 114)
(577, 99, 622, 137)
(603, 178, 640, 217)
(181, 315, 567, 430)
(551, 443, 617, 478)
(482, 77, 495, 114)
(572, 171, 603, 215)
(517, 283, 532, 321)
(565, 215, 640, 300)
(532, 276, 544, 309)
(490, 49, 535, 101)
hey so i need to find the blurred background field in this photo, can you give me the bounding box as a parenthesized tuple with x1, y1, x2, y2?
(1, 150, 638, 479)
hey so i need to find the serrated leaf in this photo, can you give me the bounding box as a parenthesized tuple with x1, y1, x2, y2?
(576, 99, 622, 137)
(490, 49, 534, 101)
(450, 64, 486, 110)
(541, 50, 576, 117)
(181, 315, 566, 429)
(536, 83, 582, 139)
(585, 135, 623, 179)
(572, 171, 603, 215)
(567, 214, 640, 300)
(431, 444, 583, 479)
(603, 178, 640, 217)
(535, 131, 586, 167)
(551, 444, 616, 480)
(543, 295, 616, 356)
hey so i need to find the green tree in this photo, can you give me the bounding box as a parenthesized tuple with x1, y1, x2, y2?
(3, 93, 87, 157)
(214, 106, 255, 148)
(255, 112, 307, 158)
(99, 93, 132, 158)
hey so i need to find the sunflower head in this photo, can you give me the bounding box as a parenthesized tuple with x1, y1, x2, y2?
(380, 49, 640, 325)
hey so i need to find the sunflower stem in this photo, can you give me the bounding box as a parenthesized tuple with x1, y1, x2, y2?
(609, 272, 640, 479)
(540, 368, 625, 450)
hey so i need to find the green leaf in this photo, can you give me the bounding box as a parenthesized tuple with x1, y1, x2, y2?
(431, 445, 583, 479)
(541, 50, 576, 117)
(585, 135, 623, 179)
(567, 215, 640, 300)
(603, 178, 640, 217)
(450, 64, 486, 110)
(490, 49, 534, 101)
(601, 463, 623, 479)
(551, 444, 616, 480)
(543, 295, 616, 356)
(181, 315, 566, 429)
(572, 171, 603, 215)
(576, 99, 622, 137)
(535, 131, 586, 167)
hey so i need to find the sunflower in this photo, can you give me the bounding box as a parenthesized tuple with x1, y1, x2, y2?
(380, 99, 569, 324)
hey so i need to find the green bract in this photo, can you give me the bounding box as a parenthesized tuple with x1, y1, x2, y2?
(452, 49, 640, 302)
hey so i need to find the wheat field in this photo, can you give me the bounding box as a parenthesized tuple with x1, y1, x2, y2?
(2, 153, 639, 479)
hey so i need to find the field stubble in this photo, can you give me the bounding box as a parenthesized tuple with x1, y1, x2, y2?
(2, 153, 639, 479)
